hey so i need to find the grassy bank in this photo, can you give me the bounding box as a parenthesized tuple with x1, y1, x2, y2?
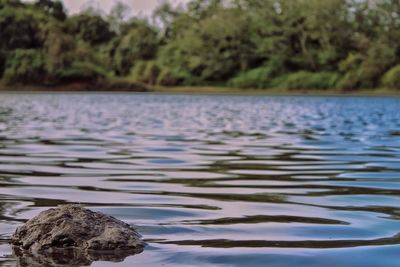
(1, 82, 399, 97)
(0, 80, 150, 92)
(154, 86, 400, 97)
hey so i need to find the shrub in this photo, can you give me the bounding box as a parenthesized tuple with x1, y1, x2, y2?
(56, 62, 107, 83)
(130, 61, 183, 86)
(382, 65, 400, 89)
(130, 61, 159, 85)
(156, 68, 182, 86)
(142, 61, 160, 85)
(336, 44, 396, 90)
(67, 14, 115, 45)
(0, 51, 6, 78)
(336, 54, 363, 90)
(2, 49, 47, 84)
(336, 71, 362, 90)
(110, 21, 158, 76)
(273, 71, 340, 90)
(0, 7, 43, 50)
(130, 61, 147, 82)
(228, 67, 272, 89)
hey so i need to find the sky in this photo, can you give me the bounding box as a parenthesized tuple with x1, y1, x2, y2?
(61, 0, 187, 16)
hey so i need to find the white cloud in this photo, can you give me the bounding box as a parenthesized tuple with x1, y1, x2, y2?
(61, 0, 187, 15)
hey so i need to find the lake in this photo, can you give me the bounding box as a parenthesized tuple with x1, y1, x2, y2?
(0, 93, 400, 267)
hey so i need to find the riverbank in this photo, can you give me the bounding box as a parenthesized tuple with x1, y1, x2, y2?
(0, 80, 150, 92)
(1, 83, 399, 96)
(154, 86, 400, 97)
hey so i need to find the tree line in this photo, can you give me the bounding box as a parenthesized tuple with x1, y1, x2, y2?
(0, 0, 399, 90)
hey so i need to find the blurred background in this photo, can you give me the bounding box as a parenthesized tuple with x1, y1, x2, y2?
(0, 0, 399, 92)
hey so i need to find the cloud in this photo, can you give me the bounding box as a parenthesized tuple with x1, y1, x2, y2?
(61, 0, 187, 15)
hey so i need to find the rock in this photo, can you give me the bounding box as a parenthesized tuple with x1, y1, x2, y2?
(11, 205, 145, 266)
(388, 130, 400, 136)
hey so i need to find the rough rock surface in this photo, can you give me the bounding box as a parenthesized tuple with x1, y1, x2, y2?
(11, 205, 145, 258)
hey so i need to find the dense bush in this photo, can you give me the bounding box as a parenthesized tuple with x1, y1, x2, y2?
(382, 65, 400, 89)
(0, 7, 43, 50)
(228, 67, 273, 89)
(130, 61, 182, 86)
(56, 62, 107, 83)
(34, 0, 66, 20)
(336, 72, 359, 90)
(130, 61, 159, 85)
(274, 71, 340, 90)
(142, 61, 160, 85)
(2, 49, 47, 84)
(67, 14, 115, 45)
(110, 21, 158, 76)
(156, 68, 182, 86)
(0, 51, 6, 78)
(336, 43, 396, 90)
(129, 61, 146, 83)
(336, 53, 363, 90)
(158, 8, 254, 83)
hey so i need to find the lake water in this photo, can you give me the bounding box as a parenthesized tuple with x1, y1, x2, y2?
(0, 93, 400, 267)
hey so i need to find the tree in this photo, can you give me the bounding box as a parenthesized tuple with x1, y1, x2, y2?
(108, 1, 130, 32)
(67, 14, 115, 45)
(0, 0, 399, 90)
(2, 49, 47, 84)
(0, 0, 20, 9)
(109, 20, 158, 75)
(0, 7, 43, 50)
(158, 7, 255, 83)
(43, 26, 76, 75)
(34, 0, 66, 21)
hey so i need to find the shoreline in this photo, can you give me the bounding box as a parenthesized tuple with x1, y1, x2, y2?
(0, 81, 150, 93)
(153, 86, 400, 97)
(1, 84, 399, 97)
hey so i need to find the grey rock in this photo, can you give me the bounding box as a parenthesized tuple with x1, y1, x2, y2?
(11, 205, 145, 266)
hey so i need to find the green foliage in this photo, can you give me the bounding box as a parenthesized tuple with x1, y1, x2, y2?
(358, 42, 397, 88)
(2, 49, 47, 84)
(67, 14, 114, 45)
(43, 27, 76, 74)
(382, 65, 400, 89)
(34, 0, 66, 21)
(228, 67, 273, 89)
(0, 7, 43, 50)
(0, 0, 399, 90)
(0, 51, 6, 78)
(0, 0, 21, 9)
(110, 20, 158, 76)
(56, 62, 107, 83)
(129, 61, 146, 82)
(156, 68, 182, 86)
(336, 53, 364, 90)
(158, 7, 254, 83)
(141, 61, 160, 85)
(337, 42, 396, 89)
(130, 61, 158, 85)
(130, 61, 182, 86)
(274, 71, 340, 90)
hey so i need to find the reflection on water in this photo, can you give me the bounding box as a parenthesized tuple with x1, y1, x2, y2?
(12, 245, 144, 267)
(0, 93, 400, 267)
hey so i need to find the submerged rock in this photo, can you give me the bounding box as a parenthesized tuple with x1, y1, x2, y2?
(11, 205, 145, 266)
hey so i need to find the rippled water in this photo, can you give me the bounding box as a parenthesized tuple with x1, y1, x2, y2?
(0, 93, 400, 267)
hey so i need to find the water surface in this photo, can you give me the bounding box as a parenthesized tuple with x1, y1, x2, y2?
(0, 94, 400, 266)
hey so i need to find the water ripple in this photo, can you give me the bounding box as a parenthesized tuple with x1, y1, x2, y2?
(0, 94, 400, 267)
